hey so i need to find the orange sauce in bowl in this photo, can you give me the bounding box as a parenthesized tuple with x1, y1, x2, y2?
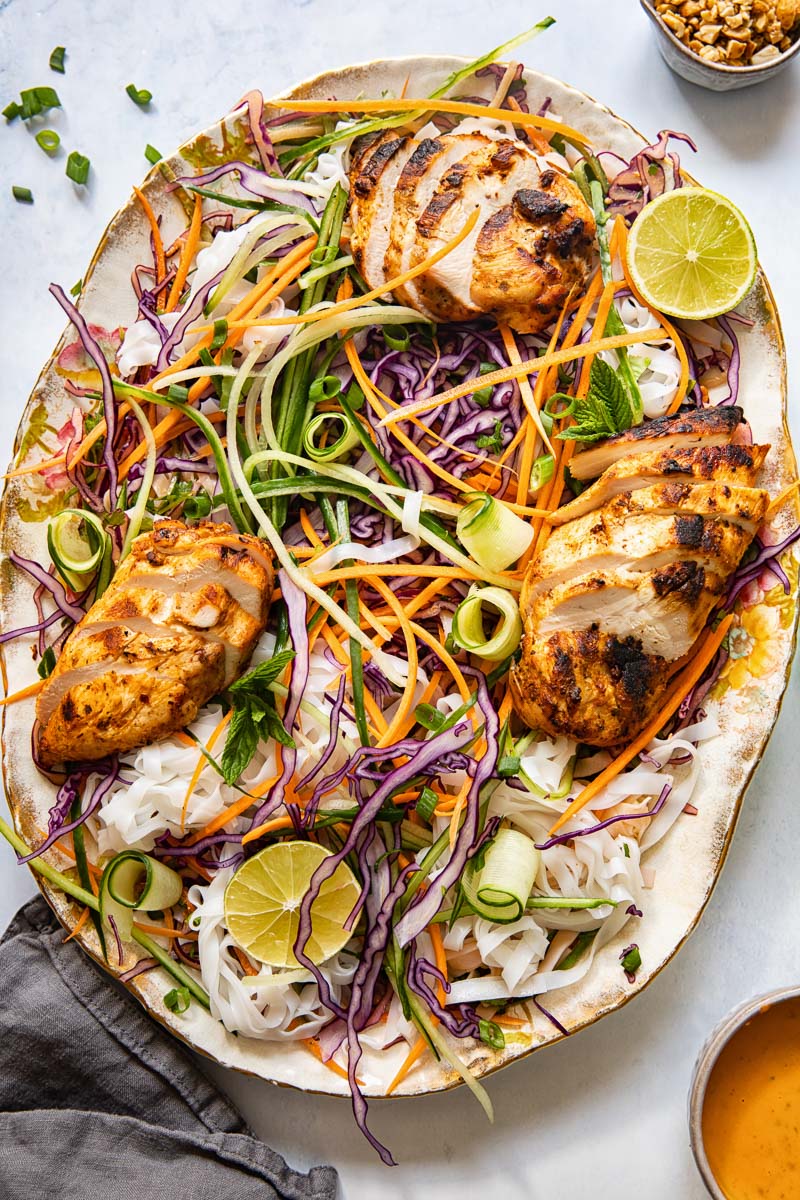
(702, 996, 800, 1200)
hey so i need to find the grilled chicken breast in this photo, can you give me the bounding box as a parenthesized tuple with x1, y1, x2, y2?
(511, 419, 770, 747)
(568, 405, 744, 482)
(348, 129, 595, 334)
(36, 521, 274, 766)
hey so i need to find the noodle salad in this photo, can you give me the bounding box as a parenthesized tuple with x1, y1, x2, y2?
(1, 25, 797, 1165)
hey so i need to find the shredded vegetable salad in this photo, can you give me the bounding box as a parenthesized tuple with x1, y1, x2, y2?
(2, 26, 799, 1166)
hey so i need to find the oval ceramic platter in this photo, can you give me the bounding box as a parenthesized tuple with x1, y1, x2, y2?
(1, 56, 798, 1100)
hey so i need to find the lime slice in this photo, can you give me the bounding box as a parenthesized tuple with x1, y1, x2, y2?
(626, 187, 757, 320)
(223, 841, 360, 968)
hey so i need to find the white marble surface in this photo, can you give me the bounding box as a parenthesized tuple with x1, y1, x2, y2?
(1, 0, 798, 1195)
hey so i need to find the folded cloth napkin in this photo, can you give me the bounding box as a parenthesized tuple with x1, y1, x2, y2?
(0, 897, 338, 1200)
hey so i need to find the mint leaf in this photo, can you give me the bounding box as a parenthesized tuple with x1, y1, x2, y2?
(219, 650, 297, 784)
(557, 358, 634, 443)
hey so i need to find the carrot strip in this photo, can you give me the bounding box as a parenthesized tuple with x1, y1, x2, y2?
(180, 709, 232, 831)
(133, 186, 166, 284)
(165, 194, 203, 313)
(548, 614, 734, 835)
(499, 323, 554, 462)
(380, 323, 666, 428)
(223, 209, 481, 336)
(233, 945, 259, 976)
(187, 773, 280, 844)
(241, 813, 298, 845)
(0, 679, 44, 707)
(386, 1035, 429, 1095)
(367, 576, 419, 749)
(63, 906, 91, 943)
(264, 96, 591, 146)
(304, 1035, 364, 1084)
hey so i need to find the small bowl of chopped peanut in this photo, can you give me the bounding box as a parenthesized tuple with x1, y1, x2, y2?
(641, 0, 800, 89)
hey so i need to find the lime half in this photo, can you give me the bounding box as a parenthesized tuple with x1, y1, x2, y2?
(224, 841, 360, 968)
(626, 187, 757, 320)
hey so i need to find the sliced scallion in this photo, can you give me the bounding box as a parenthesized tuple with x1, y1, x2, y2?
(66, 151, 90, 185)
(144, 143, 162, 165)
(302, 411, 359, 464)
(3, 101, 21, 122)
(471, 362, 497, 408)
(164, 986, 191, 1014)
(456, 492, 534, 573)
(19, 86, 61, 120)
(49, 46, 66, 73)
(210, 318, 228, 353)
(383, 324, 410, 352)
(47, 508, 109, 589)
(126, 83, 152, 107)
(37, 646, 56, 679)
(529, 453, 555, 493)
(415, 786, 438, 824)
(308, 375, 342, 404)
(299, 252, 353, 289)
(460, 828, 540, 924)
(35, 128, 60, 155)
(451, 585, 522, 661)
(12, 185, 33, 203)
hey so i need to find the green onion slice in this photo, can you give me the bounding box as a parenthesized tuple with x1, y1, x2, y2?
(99, 851, 183, 945)
(451, 585, 522, 661)
(66, 151, 90, 185)
(126, 83, 152, 106)
(383, 324, 410, 352)
(415, 786, 439, 823)
(308, 374, 342, 404)
(18, 86, 61, 120)
(3, 101, 21, 122)
(145, 143, 162, 165)
(302, 411, 360, 464)
(529, 453, 555, 493)
(164, 986, 191, 1014)
(461, 828, 540, 924)
(456, 492, 534, 572)
(12, 185, 33, 203)
(49, 46, 66, 73)
(47, 509, 109, 588)
(35, 128, 60, 155)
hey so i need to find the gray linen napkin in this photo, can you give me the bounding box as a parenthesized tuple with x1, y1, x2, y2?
(0, 896, 338, 1200)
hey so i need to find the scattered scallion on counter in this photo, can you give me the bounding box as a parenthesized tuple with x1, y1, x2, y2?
(35, 128, 60, 155)
(19, 86, 61, 120)
(144, 143, 162, 165)
(3, 101, 21, 121)
(49, 46, 66, 73)
(66, 151, 90, 185)
(70, 279, 82, 297)
(12, 185, 33, 203)
(126, 83, 152, 107)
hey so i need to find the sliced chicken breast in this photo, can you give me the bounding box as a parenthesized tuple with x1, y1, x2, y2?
(349, 132, 416, 289)
(568, 405, 744, 482)
(551, 442, 769, 525)
(511, 429, 770, 747)
(385, 132, 490, 312)
(36, 520, 273, 766)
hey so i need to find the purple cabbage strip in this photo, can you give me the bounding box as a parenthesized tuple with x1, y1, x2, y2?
(296, 673, 346, 795)
(17, 759, 120, 863)
(249, 570, 310, 829)
(0, 606, 64, 646)
(535, 783, 672, 852)
(9, 554, 86, 624)
(533, 996, 568, 1037)
(153, 829, 243, 860)
(154, 268, 225, 373)
(49, 284, 119, 502)
(405, 944, 482, 1040)
(725, 525, 800, 609)
(393, 668, 499, 946)
(714, 314, 741, 407)
(119, 957, 158, 983)
(176, 161, 316, 216)
(607, 130, 697, 225)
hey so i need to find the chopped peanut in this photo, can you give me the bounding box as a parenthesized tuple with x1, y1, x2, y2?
(653, 0, 799, 64)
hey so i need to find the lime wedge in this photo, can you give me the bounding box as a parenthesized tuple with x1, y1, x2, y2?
(223, 841, 360, 968)
(626, 187, 757, 320)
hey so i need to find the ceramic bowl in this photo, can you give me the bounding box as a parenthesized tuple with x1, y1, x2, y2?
(688, 985, 800, 1197)
(640, 0, 800, 90)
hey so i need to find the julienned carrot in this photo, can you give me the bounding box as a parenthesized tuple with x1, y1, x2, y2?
(499, 323, 554, 462)
(133, 186, 166, 284)
(387, 1035, 428, 1094)
(0, 679, 44, 707)
(410, 620, 471, 706)
(367, 576, 419, 749)
(165, 194, 203, 313)
(265, 95, 591, 146)
(308, 563, 521, 586)
(548, 614, 735, 835)
(63, 905, 91, 943)
(222, 209, 480, 339)
(180, 709, 232, 831)
(304, 1035, 363, 1084)
(185, 241, 317, 403)
(233, 945, 259, 976)
(378, 324, 670, 428)
(241, 812, 299, 846)
(187, 773, 280, 844)
(614, 218, 690, 415)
